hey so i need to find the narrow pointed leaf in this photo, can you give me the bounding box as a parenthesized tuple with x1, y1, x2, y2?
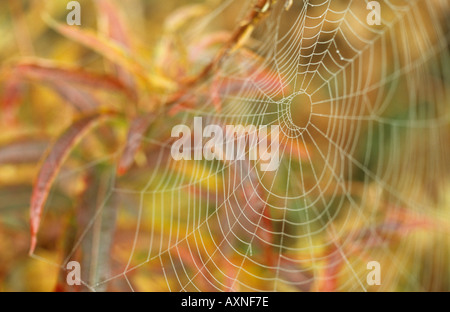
(50, 81, 100, 113)
(29, 113, 113, 254)
(95, 0, 138, 98)
(117, 113, 155, 175)
(44, 15, 144, 96)
(1, 76, 24, 125)
(0, 140, 48, 165)
(14, 61, 128, 93)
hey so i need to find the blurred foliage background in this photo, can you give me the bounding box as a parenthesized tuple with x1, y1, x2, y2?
(0, 0, 449, 292)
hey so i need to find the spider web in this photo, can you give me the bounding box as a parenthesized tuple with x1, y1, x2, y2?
(37, 0, 450, 292)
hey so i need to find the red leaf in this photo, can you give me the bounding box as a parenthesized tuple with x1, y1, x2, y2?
(1, 76, 24, 125)
(117, 113, 155, 175)
(95, 0, 130, 48)
(188, 31, 231, 62)
(0, 140, 48, 165)
(167, 93, 197, 116)
(95, 0, 138, 98)
(7, 60, 133, 113)
(277, 256, 314, 292)
(8, 61, 132, 112)
(320, 245, 343, 292)
(205, 50, 290, 112)
(29, 113, 113, 254)
(15, 61, 127, 93)
(44, 15, 144, 97)
(50, 81, 100, 113)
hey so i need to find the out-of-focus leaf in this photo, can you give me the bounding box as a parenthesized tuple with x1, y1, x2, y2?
(8, 0, 34, 56)
(0, 140, 48, 165)
(44, 15, 141, 92)
(95, 0, 138, 99)
(171, 245, 215, 291)
(117, 113, 155, 176)
(167, 93, 197, 116)
(0, 76, 24, 125)
(216, 158, 269, 256)
(238, 49, 290, 92)
(95, 0, 130, 49)
(181, 48, 290, 113)
(78, 168, 118, 292)
(277, 256, 314, 292)
(6, 60, 131, 112)
(29, 113, 114, 255)
(50, 81, 100, 113)
(188, 32, 231, 62)
(164, 4, 207, 33)
(319, 245, 342, 292)
(13, 61, 128, 93)
(44, 15, 175, 92)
